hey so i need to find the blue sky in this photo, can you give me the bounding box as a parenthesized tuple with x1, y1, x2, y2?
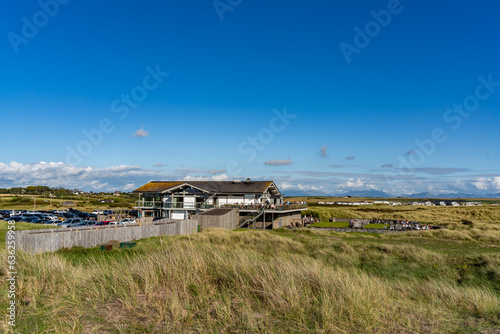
(1, 0, 500, 195)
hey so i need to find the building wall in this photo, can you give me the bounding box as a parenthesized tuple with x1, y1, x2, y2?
(196, 208, 239, 230)
(217, 195, 244, 205)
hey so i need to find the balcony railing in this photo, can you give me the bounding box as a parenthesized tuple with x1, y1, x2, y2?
(136, 201, 308, 211)
(219, 203, 308, 211)
(163, 203, 215, 209)
(136, 201, 163, 208)
(136, 201, 215, 210)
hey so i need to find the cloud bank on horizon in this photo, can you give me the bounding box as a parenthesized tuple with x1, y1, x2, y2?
(0, 161, 499, 197)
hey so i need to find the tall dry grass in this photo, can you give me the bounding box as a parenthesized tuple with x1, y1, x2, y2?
(1, 228, 499, 333)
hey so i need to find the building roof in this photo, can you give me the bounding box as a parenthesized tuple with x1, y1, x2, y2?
(133, 180, 280, 195)
(133, 181, 184, 193)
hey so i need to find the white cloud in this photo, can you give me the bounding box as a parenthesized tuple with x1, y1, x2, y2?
(279, 181, 327, 193)
(338, 178, 375, 190)
(264, 159, 293, 166)
(493, 177, 500, 190)
(1, 161, 498, 197)
(471, 177, 500, 191)
(0, 161, 168, 192)
(209, 169, 226, 175)
(122, 183, 136, 191)
(182, 174, 229, 181)
(132, 128, 149, 137)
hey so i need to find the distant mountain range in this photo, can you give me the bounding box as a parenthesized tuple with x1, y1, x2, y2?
(285, 189, 500, 199)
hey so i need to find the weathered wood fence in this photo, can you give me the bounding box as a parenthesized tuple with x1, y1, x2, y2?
(10, 219, 198, 253)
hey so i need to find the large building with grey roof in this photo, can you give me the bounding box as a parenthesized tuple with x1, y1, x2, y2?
(133, 179, 307, 229)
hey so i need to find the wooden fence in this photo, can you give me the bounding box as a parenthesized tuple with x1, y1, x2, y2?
(10, 219, 198, 253)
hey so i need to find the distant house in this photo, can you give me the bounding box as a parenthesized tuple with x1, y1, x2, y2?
(464, 202, 482, 206)
(113, 191, 121, 197)
(98, 199, 114, 203)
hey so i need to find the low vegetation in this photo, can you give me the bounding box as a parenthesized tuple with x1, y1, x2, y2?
(0, 202, 498, 333)
(1, 226, 499, 332)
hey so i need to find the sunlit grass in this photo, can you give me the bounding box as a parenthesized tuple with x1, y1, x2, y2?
(0, 226, 499, 333)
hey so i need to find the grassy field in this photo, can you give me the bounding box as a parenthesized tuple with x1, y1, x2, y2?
(0, 204, 499, 333)
(0, 222, 56, 247)
(0, 194, 137, 212)
(301, 203, 500, 228)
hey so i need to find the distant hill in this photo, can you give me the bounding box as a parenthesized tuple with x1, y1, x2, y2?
(342, 190, 391, 198)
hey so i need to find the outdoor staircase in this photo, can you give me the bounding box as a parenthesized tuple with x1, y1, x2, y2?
(237, 209, 265, 229)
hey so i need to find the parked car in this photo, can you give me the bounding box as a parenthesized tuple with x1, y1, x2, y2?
(120, 218, 136, 224)
(58, 218, 83, 227)
(21, 216, 39, 223)
(72, 220, 94, 227)
(109, 221, 123, 226)
(92, 210, 104, 215)
(95, 221, 112, 226)
(76, 212, 90, 218)
(31, 219, 51, 224)
(48, 219, 63, 225)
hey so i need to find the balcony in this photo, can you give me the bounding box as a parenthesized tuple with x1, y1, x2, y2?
(136, 201, 163, 209)
(219, 203, 308, 211)
(136, 201, 307, 211)
(163, 203, 215, 209)
(136, 201, 215, 210)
